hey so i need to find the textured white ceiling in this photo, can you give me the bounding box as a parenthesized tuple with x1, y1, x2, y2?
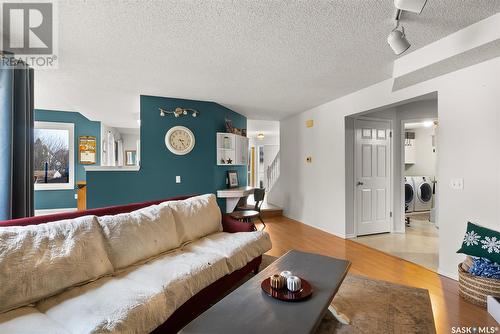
(35, 0, 500, 127)
(247, 119, 280, 138)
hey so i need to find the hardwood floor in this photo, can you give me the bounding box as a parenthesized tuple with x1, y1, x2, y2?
(258, 216, 496, 333)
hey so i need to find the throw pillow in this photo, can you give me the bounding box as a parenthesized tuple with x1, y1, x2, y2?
(457, 222, 500, 264)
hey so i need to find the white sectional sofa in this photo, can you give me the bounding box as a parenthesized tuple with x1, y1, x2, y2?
(0, 194, 272, 333)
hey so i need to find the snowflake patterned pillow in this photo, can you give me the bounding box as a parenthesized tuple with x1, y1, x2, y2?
(457, 222, 500, 264)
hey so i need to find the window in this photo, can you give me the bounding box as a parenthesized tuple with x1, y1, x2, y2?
(34, 122, 75, 190)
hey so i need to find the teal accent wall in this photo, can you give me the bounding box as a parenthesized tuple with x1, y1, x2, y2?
(34, 110, 101, 210)
(86, 95, 247, 210)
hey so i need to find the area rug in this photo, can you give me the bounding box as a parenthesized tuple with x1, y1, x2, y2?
(239, 255, 436, 334)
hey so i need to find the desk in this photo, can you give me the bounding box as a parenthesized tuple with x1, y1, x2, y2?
(217, 186, 255, 213)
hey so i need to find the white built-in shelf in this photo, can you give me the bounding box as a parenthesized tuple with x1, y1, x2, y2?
(85, 165, 140, 172)
(216, 132, 249, 166)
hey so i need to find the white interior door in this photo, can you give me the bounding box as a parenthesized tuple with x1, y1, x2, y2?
(355, 119, 392, 236)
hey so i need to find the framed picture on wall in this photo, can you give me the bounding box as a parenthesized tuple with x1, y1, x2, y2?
(79, 136, 97, 164)
(227, 170, 239, 188)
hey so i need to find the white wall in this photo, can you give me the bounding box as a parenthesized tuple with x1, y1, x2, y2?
(100, 124, 122, 166)
(121, 133, 139, 152)
(121, 133, 140, 166)
(249, 135, 279, 147)
(344, 99, 438, 236)
(405, 127, 437, 177)
(247, 119, 280, 190)
(277, 56, 500, 279)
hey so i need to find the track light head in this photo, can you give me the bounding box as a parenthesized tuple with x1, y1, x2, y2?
(387, 25, 411, 55)
(394, 0, 427, 14)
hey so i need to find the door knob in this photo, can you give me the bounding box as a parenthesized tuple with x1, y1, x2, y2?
(357, 181, 364, 186)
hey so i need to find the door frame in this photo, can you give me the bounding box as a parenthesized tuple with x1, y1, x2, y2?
(353, 116, 394, 237)
(399, 117, 439, 233)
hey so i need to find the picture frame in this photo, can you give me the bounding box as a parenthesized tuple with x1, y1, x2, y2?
(78, 136, 97, 164)
(227, 170, 239, 188)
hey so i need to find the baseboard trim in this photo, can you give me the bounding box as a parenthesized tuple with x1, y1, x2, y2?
(35, 208, 77, 216)
(261, 209, 283, 218)
(438, 267, 459, 281)
(283, 215, 347, 239)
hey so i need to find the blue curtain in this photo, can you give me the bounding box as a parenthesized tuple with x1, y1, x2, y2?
(0, 57, 34, 220)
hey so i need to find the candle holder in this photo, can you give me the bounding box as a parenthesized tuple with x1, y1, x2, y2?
(280, 270, 293, 280)
(287, 276, 302, 292)
(270, 274, 286, 289)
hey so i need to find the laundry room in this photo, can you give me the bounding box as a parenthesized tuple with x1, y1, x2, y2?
(404, 120, 438, 228)
(402, 118, 439, 270)
(345, 94, 439, 272)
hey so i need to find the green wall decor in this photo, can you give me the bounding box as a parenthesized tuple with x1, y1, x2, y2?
(86, 95, 247, 211)
(34, 110, 101, 210)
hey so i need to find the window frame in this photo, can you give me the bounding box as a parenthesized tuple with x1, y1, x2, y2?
(34, 121, 75, 191)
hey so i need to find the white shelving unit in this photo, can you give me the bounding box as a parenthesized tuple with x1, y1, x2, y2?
(405, 132, 416, 164)
(405, 140, 416, 164)
(216, 132, 249, 166)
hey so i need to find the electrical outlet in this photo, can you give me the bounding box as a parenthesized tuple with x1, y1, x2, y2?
(450, 178, 464, 190)
(176, 176, 181, 184)
(74, 193, 78, 200)
(306, 156, 312, 163)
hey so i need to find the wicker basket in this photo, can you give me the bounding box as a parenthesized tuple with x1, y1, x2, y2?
(458, 263, 500, 308)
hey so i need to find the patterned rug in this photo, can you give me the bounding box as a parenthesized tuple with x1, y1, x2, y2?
(242, 254, 436, 334)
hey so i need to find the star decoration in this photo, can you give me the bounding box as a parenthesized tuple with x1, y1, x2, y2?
(226, 158, 233, 164)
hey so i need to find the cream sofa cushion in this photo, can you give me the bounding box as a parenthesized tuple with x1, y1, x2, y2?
(0, 307, 67, 334)
(165, 194, 222, 243)
(37, 274, 170, 334)
(184, 231, 272, 271)
(123, 249, 230, 310)
(0, 216, 113, 313)
(98, 204, 179, 270)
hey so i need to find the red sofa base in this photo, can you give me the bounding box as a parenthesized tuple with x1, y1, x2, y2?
(0, 195, 261, 333)
(153, 255, 262, 334)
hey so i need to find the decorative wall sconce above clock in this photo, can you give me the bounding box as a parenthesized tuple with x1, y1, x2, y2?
(159, 107, 200, 118)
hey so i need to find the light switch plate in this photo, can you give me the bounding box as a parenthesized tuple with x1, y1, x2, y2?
(176, 176, 181, 183)
(74, 193, 78, 200)
(450, 178, 464, 190)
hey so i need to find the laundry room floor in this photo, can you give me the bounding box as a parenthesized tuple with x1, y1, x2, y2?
(353, 212, 439, 272)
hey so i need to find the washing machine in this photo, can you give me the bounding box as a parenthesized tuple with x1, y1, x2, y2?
(404, 176, 415, 213)
(412, 176, 433, 212)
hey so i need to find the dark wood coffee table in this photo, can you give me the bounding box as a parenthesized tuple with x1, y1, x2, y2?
(180, 250, 351, 334)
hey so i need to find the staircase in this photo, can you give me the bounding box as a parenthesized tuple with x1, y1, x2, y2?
(262, 151, 282, 218)
(266, 151, 280, 191)
(246, 151, 282, 218)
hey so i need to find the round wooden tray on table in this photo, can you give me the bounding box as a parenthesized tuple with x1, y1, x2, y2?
(261, 277, 313, 302)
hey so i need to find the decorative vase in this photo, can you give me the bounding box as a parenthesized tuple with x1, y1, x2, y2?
(287, 276, 302, 292)
(280, 271, 293, 280)
(270, 274, 286, 289)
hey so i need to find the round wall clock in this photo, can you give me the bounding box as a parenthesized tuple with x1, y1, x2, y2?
(164, 126, 196, 155)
